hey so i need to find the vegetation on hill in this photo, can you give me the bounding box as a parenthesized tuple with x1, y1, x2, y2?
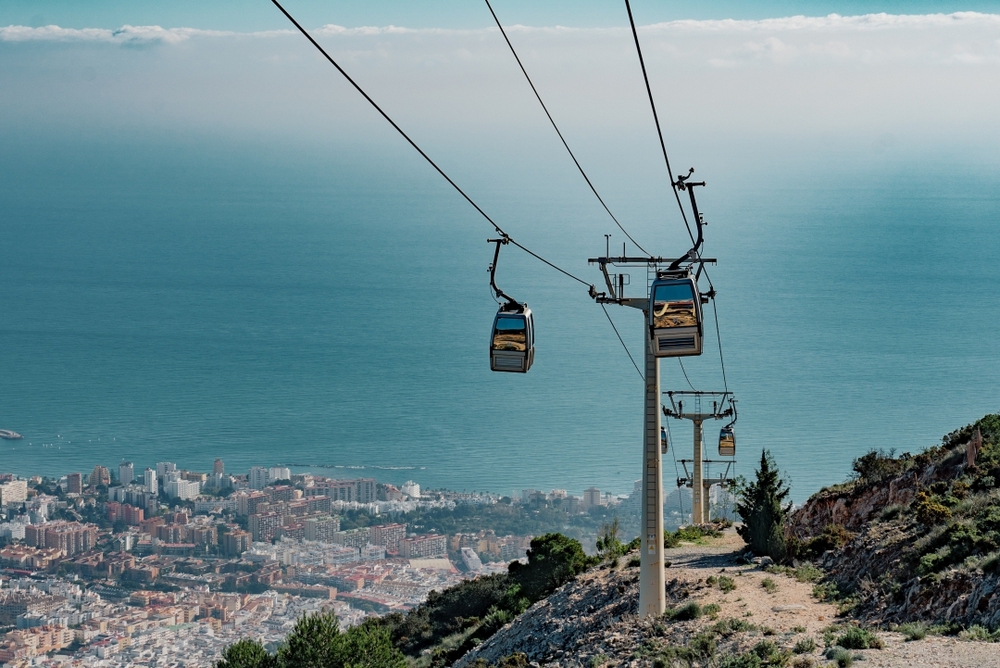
(215, 611, 404, 668)
(215, 533, 596, 668)
(789, 412, 1000, 630)
(735, 450, 792, 562)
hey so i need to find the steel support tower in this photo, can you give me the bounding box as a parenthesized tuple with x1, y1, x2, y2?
(663, 391, 734, 524)
(639, 317, 666, 617)
(587, 255, 716, 618)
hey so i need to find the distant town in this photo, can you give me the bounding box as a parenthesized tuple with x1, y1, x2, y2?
(0, 459, 721, 667)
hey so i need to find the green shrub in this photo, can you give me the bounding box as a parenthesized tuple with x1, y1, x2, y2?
(710, 617, 757, 637)
(707, 574, 737, 592)
(665, 524, 723, 548)
(665, 602, 703, 621)
(215, 638, 278, 668)
(897, 622, 928, 641)
(959, 625, 1000, 641)
(689, 632, 717, 658)
(825, 647, 853, 667)
(852, 448, 910, 484)
(813, 582, 843, 602)
(801, 524, 855, 558)
(597, 518, 625, 559)
(918, 551, 945, 576)
(480, 606, 514, 635)
(916, 492, 953, 526)
(761, 577, 778, 594)
(793, 638, 817, 654)
(627, 556, 641, 568)
(216, 612, 406, 668)
(508, 533, 594, 601)
(751, 639, 788, 665)
(588, 654, 608, 668)
(836, 626, 884, 650)
(704, 603, 721, 619)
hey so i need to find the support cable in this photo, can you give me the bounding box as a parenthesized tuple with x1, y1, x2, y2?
(271, 0, 593, 290)
(666, 418, 684, 518)
(677, 359, 697, 391)
(623, 0, 694, 247)
(601, 304, 643, 381)
(712, 298, 729, 393)
(485, 0, 651, 257)
(624, 1, 734, 396)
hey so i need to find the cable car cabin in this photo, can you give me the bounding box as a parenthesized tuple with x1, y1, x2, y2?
(648, 273, 703, 357)
(718, 426, 736, 457)
(490, 308, 534, 373)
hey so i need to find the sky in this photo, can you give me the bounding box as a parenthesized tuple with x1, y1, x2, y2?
(3, 2, 999, 163)
(5, 0, 1000, 30)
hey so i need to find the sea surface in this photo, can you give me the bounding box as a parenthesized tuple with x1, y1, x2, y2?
(1, 133, 999, 503)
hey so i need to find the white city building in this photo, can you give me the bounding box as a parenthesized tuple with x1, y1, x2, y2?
(268, 467, 291, 482)
(156, 462, 176, 478)
(144, 468, 158, 496)
(119, 461, 134, 486)
(165, 479, 201, 500)
(249, 466, 270, 490)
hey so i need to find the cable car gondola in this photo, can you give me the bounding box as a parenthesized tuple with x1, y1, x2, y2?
(488, 237, 535, 373)
(718, 425, 735, 457)
(491, 305, 534, 373)
(649, 270, 702, 357)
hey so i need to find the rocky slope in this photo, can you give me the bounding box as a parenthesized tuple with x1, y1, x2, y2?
(457, 531, 840, 667)
(787, 415, 1000, 630)
(452, 530, 1000, 667)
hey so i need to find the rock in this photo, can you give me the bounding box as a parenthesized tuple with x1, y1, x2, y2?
(772, 605, 807, 613)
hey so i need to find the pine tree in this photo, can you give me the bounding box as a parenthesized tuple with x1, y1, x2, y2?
(736, 449, 792, 561)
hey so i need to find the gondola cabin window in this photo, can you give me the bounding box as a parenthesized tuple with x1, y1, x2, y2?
(492, 316, 527, 351)
(651, 283, 698, 329)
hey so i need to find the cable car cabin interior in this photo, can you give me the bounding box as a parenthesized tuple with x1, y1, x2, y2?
(718, 426, 736, 457)
(491, 309, 534, 373)
(649, 273, 703, 357)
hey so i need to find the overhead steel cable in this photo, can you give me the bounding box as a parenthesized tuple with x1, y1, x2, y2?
(271, 0, 593, 290)
(623, 0, 695, 248)
(601, 304, 643, 381)
(625, 1, 734, 395)
(485, 0, 652, 257)
(712, 298, 729, 393)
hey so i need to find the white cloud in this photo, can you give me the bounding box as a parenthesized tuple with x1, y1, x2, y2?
(2, 11, 998, 151)
(0, 24, 272, 44)
(4, 12, 1000, 43)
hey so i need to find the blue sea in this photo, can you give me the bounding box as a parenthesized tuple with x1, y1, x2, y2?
(1, 132, 999, 503)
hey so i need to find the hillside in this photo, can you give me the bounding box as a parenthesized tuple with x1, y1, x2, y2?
(453, 528, 1000, 667)
(450, 414, 1000, 667)
(787, 414, 1000, 630)
(214, 416, 1000, 667)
